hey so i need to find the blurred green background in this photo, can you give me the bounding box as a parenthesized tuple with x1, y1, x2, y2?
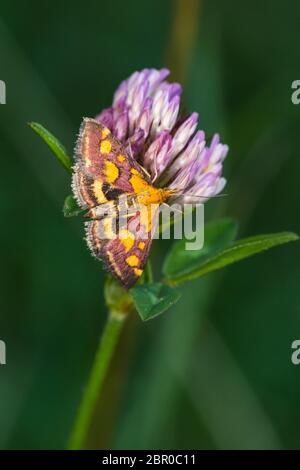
(1, 0, 300, 450)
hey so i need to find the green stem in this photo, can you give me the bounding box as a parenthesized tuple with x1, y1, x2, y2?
(68, 312, 126, 450)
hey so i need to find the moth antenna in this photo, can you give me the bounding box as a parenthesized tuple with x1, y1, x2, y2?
(126, 141, 134, 159)
(151, 158, 158, 183)
(173, 192, 228, 199)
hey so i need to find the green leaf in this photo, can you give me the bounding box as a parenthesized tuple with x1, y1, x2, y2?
(131, 283, 181, 321)
(29, 122, 72, 173)
(163, 218, 238, 279)
(63, 194, 85, 217)
(167, 231, 298, 285)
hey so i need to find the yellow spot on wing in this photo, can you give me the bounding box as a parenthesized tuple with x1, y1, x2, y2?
(126, 255, 139, 267)
(93, 180, 108, 203)
(138, 242, 145, 250)
(102, 218, 115, 239)
(131, 168, 139, 175)
(117, 154, 126, 162)
(104, 160, 119, 183)
(139, 204, 158, 233)
(85, 156, 92, 167)
(107, 251, 122, 278)
(101, 127, 111, 139)
(119, 230, 135, 252)
(134, 268, 143, 277)
(100, 139, 112, 154)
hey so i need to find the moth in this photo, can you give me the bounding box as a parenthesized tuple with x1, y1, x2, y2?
(72, 118, 175, 289)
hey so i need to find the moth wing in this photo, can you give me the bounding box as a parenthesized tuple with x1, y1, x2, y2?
(85, 203, 159, 289)
(72, 118, 151, 209)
